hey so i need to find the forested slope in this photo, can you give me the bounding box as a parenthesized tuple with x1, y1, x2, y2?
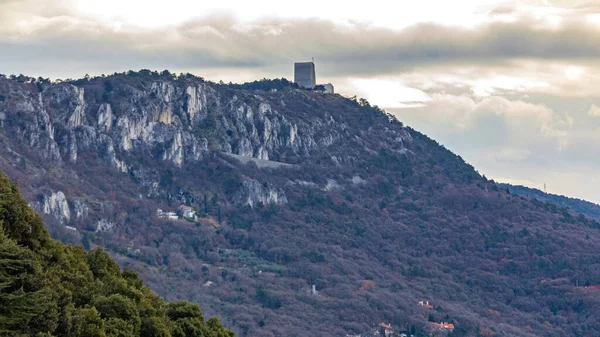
(503, 183, 600, 222)
(0, 170, 234, 337)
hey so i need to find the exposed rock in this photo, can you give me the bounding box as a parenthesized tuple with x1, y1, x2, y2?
(104, 140, 128, 173)
(185, 84, 210, 123)
(163, 132, 184, 166)
(324, 179, 342, 191)
(0, 78, 355, 172)
(351, 175, 367, 185)
(42, 191, 70, 224)
(67, 87, 86, 128)
(95, 219, 116, 233)
(233, 179, 288, 207)
(97, 103, 113, 132)
(288, 180, 318, 188)
(72, 199, 89, 219)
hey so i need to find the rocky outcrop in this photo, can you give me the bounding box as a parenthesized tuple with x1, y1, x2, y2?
(0, 76, 380, 174)
(97, 103, 113, 132)
(0, 75, 414, 232)
(72, 199, 89, 219)
(351, 175, 367, 185)
(42, 191, 70, 225)
(324, 179, 342, 191)
(233, 179, 288, 207)
(95, 219, 116, 233)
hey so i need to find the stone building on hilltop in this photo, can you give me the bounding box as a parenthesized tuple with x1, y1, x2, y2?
(294, 61, 334, 93)
(294, 61, 316, 88)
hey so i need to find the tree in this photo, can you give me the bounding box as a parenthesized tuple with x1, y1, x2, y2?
(0, 231, 58, 335)
(104, 80, 114, 93)
(93, 294, 141, 334)
(67, 308, 105, 337)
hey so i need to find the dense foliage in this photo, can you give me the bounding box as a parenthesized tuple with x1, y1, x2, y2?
(0, 170, 234, 337)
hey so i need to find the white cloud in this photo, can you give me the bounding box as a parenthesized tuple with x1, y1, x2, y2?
(350, 78, 431, 108)
(400, 94, 571, 144)
(388, 89, 600, 202)
(587, 104, 600, 117)
(493, 148, 532, 163)
(74, 0, 507, 30)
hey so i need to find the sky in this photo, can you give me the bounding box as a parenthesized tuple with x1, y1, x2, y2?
(2, 0, 600, 203)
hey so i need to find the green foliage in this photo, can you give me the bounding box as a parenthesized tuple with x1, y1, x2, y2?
(0, 172, 49, 251)
(67, 308, 105, 337)
(0, 170, 234, 337)
(0, 231, 58, 335)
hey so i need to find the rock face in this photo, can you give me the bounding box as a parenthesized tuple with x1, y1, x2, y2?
(0, 76, 374, 172)
(95, 219, 116, 233)
(72, 199, 89, 219)
(0, 74, 413, 219)
(233, 178, 288, 207)
(42, 191, 70, 225)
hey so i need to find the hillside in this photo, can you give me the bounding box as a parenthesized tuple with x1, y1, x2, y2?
(0, 169, 234, 337)
(502, 184, 600, 222)
(1, 71, 600, 337)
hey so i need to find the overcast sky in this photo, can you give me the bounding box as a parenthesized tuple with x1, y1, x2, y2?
(2, 0, 600, 203)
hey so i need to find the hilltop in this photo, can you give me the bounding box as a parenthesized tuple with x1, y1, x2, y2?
(1, 70, 600, 337)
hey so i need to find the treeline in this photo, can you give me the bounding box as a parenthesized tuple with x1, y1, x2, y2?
(0, 170, 234, 337)
(223, 78, 299, 91)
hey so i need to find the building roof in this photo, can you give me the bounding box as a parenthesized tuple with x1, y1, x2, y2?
(378, 323, 393, 330)
(430, 322, 455, 329)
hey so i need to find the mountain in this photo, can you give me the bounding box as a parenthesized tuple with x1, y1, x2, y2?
(0, 169, 234, 337)
(502, 184, 600, 222)
(2, 71, 600, 337)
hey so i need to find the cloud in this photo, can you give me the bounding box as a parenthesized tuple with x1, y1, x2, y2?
(493, 148, 533, 163)
(587, 104, 600, 117)
(1, 1, 600, 80)
(399, 94, 572, 144)
(388, 88, 600, 202)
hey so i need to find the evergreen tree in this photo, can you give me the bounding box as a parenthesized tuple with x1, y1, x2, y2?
(0, 170, 235, 337)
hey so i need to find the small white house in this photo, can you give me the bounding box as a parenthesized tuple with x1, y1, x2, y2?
(321, 83, 334, 94)
(157, 208, 179, 220)
(179, 205, 196, 219)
